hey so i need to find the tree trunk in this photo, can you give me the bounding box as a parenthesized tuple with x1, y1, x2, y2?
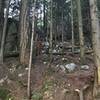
(61, 11, 64, 43)
(89, 0, 100, 99)
(27, 0, 36, 99)
(77, 0, 85, 63)
(0, 0, 10, 63)
(19, 0, 29, 64)
(46, 3, 49, 41)
(54, 21, 57, 43)
(90, 0, 100, 84)
(54, 2, 57, 43)
(43, 0, 46, 35)
(71, 0, 74, 53)
(0, 0, 4, 45)
(49, 0, 53, 57)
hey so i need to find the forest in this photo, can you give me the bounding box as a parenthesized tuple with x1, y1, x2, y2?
(0, 0, 100, 100)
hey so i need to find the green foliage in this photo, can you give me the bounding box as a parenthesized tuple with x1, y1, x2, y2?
(0, 87, 13, 100)
(42, 80, 54, 92)
(32, 92, 43, 100)
(32, 79, 54, 100)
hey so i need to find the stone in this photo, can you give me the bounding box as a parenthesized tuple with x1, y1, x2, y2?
(65, 63, 77, 72)
(25, 67, 29, 71)
(81, 65, 89, 70)
(18, 73, 24, 77)
(43, 62, 47, 65)
(60, 65, 66, 72)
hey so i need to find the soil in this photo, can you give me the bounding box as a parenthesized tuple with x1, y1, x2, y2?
(0, 52, 95, 100)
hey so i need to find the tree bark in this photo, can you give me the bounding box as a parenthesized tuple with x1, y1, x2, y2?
(19, 0, 29, 64)
(27, 1, 36, 99)
(61, 10, 64, 43)
(49, 0, 53, 57)
(43, 0, 46, 35)
(89, 0, 100, 85)
(77, 0, 85, 63)
(0, 0, 10, 63)
(89, 0, 100, 99)
(0, 0, 4, 45)
(71, 0, 74, 53)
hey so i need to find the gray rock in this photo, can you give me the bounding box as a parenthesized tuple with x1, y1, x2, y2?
(0, 76, 8, 86)
(18, 73, 24, 77)
(52, 49, 57, 53)
(43, 62, 47, 65)
(81, 65, 89, 70)
(60, 65, 66, 72)
(65, 63, 77, 72)
(25, 67, 29, 71)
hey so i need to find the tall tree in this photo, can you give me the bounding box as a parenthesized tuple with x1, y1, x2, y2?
(0, 0, 4, 44)
(43, 0, 46, 34)
(71, 0, 74, 53)
(89, 0, 100, 99)
(27, 0, 36, 99)
(19, 0, 29, 64)
(77, 0, 85, 63)
(0, 0, 10, 63)
(49, 0, 53, 59)
(61, 3, 64, 43)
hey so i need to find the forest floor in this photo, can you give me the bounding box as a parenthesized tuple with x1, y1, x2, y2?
(0, 51, 95, 100)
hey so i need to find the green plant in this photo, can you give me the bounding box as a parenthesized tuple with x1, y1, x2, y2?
(42, 80, 54, 92)
(32, 92, 43, 100)
(0, 87, 14, 100)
